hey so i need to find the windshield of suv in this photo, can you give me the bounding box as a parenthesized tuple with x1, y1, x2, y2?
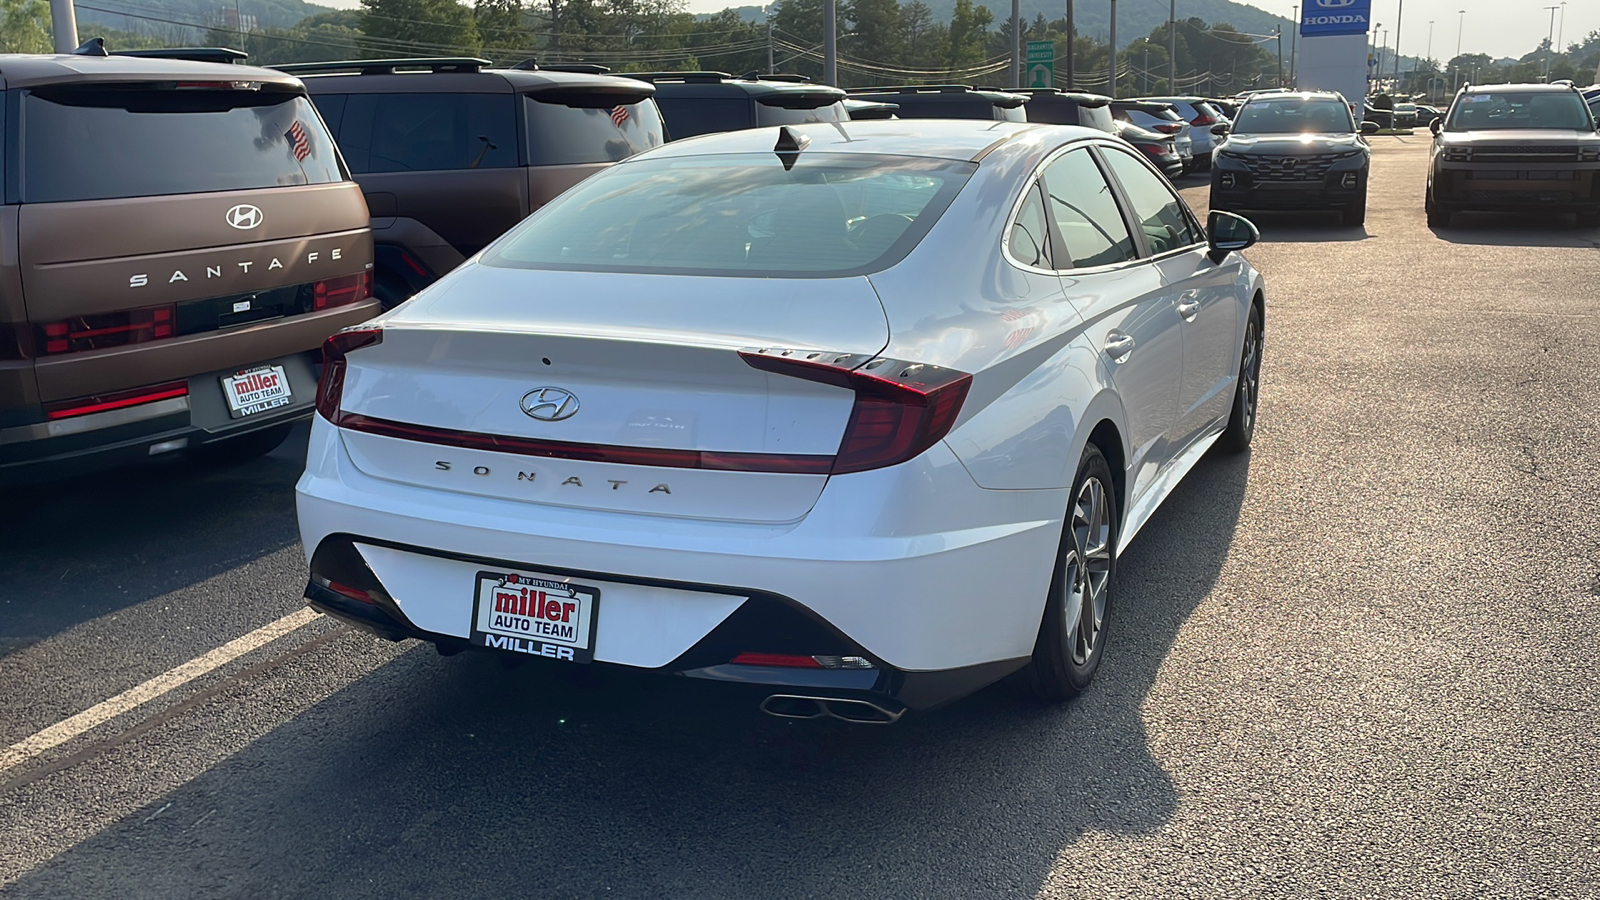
(1232, 97, 1354, 134)
(1446, 91, 1595, 131)
(20, 86, 343, 203)
(485, 153, 974, 277)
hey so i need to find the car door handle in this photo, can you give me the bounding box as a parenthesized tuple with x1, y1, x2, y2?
(1176, 298, 1201, 321)
(1104, 332, 1136, 362)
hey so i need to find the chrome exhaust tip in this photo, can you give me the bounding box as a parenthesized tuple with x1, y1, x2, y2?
(760, 694, 905, 724)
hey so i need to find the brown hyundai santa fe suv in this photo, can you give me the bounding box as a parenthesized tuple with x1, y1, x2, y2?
(0, 50, 377, 483)
(279, 58, 663, 306)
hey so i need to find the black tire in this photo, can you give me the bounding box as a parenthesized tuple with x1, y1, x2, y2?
(1341, 189, 1367, 227)
(191, 423, 293, 467)
(1425, 192, 1453, 228)
(1215, 304, 1263, 455)
(1022, 444, 1119, 701)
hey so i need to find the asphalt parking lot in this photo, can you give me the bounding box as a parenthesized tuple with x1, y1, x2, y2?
(2, 135, 1598, 898)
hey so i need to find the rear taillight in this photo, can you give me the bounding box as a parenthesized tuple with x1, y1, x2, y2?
(1137, 143, 1174, 158)
(315, 327, 382, 421)
(739, 348, 972, 475)
(43, 380, 188, 420)
(1191, 114, 1216, 127)
(31, 305, 176, 357)
(1153, 122, 1184, 135)
(313, 271, 373, 311)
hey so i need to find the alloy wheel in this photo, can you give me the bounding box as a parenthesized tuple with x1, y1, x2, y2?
(1239, 319, 1261, 431)
(1062, 475, 1113, 665)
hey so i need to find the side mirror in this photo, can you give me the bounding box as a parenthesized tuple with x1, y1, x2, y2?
(1207, 210, 1259, 263)
(1210, 122, 1230, 136)
(1360, 121, 1380, 135)
(1429, 117, 1443, 135)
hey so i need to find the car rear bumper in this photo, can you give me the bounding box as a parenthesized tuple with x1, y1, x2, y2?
(295, 416, 1067, 709)
(0, 351, 321, 483)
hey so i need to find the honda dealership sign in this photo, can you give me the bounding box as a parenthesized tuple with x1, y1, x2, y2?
(1301, 0, 1371, 37)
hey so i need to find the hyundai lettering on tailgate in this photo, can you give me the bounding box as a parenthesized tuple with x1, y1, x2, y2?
(471, 571, 600, 663)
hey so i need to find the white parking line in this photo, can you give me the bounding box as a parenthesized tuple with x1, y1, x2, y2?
(0, 608, 321, 777)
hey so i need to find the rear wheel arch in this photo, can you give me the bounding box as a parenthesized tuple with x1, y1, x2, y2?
(1084, 418, 1127, 529)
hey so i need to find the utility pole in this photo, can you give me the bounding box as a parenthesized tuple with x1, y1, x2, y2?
(1426, 20, 1434, 100)
(767, 20, 775, 72)
(824, 0, 836, 86)
(1108, 0, 1117, 98)
(1011, 0, 1021, 88)
(1168, 0, 1176, 97)
(1275, 27, 1282, 87)
(49, 0, 78, 52)
(1065, 0, 1075, 90)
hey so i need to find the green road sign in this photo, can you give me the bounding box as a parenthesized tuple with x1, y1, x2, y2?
(1026, 40, 1054, 89)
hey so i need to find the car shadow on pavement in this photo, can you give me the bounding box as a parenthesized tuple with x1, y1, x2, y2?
(1428, 212, 1600, 246)
(0, 426, 311, 659)
(5, 453, 1253, 899)
(1232, 211, 1370, 243)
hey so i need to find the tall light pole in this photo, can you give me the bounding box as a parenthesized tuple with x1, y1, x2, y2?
(1557, 2, 1567, 59)
(1543, 5, 1559, 81)
(1455, 9, 1465, 87)
(50, 0, 78, 51)
(1392, 0, 1403, 91)
(1290, 5, 1298, 87)
(1108, 0, 1118, 98)
(1426, 20, 1435, 100)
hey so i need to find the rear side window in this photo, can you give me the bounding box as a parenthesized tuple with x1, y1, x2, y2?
(485, 153, 975, 278)
(19, 87, 344, 203)
(524, 95, 665, 165)
(339, 93, 518, 173)
(655, 97, 751, 139)
(1040, 149, 1136, 269)
(1008, 182, 1053, 268)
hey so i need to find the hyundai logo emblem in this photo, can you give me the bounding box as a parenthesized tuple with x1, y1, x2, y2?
(520, 387, 580, 421)
(226, 204, 264, 230)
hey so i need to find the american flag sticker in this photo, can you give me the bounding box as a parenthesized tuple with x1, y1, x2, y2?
(610, 105, 629, 128)
(285, 120, 311, 162)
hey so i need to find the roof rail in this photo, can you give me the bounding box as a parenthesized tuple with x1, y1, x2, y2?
(622, 71, 733, 83)
(740, 72, 811, 82)
(540, 63, 613, 74)
(112, 47, 249, 64)
(272, 57, 491, 76)
(848, 84, 982, 94)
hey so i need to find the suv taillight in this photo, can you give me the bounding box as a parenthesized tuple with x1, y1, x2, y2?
(738, 348, 971, 475)
(316, 327, 383, 421)
(1153, 122, 1184, 135)
(1191, 114, 1216, 127)
(27, 305, 177, 357)
(313, 272, 373, 311)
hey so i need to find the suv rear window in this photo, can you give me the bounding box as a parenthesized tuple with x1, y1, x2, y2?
(485, 153, 974, 277)
(20, 86, 344, 203)
(336, 93, 519, 173)
(656, 97, 751, 139)
(524, 95, 664, 163)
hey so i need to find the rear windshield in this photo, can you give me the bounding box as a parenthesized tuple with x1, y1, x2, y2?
(891, 99, 1013, 120)
(755, 100, 847, 128)
(655, 97, 751, 139)
(1233, 98, 1354, 134)
(525, 95, 665, 164)
(20, 86, 344, 203)
(1081, 104, 1114, 131)
(484, 152, 974, 278)
(1446, 91, 1594, 131)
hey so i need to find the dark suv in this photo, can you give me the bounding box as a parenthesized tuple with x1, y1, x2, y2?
(1014, 89, 1114, 132)
(1, 46, 377, 483)
(844, 85, 1027, 121)
(281, 58, 664, 306)
(1211, 90, 1376, 226)
(1427, 83, 1600, 227)
(621, 72, 846, 140)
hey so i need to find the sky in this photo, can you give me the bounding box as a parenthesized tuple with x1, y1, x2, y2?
(661, 0, 1600, 63)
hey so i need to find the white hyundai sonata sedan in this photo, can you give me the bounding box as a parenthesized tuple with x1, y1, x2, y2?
(296, 120, 1265, 723)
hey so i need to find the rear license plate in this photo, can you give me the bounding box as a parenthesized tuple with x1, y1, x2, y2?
(220, 365, 291, 418)
(470, 571, 599, 663)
